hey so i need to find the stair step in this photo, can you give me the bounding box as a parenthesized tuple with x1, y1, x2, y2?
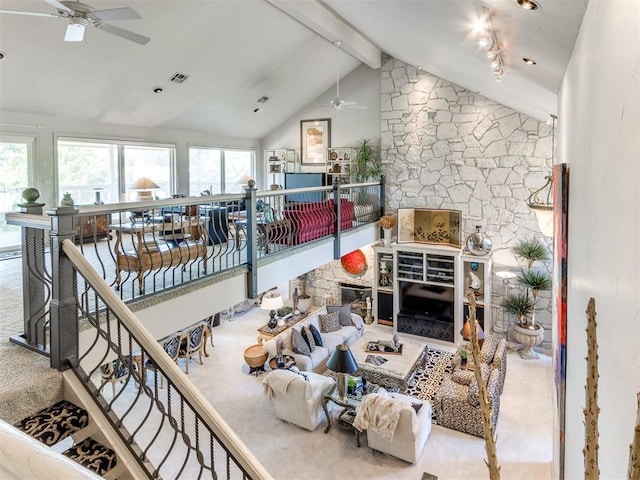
(13, 400, 89, 446)
(62, 437, 118, 476)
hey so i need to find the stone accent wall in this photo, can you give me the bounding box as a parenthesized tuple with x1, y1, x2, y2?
(379, 56, 553, 349)
(308, 56, 554, 351)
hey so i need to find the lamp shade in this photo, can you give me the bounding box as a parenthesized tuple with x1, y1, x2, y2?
(461, 318, 485, 341)
(130, 177, 160, 190)
(261, 292, 283, 311)
(326, 343, 358, 374)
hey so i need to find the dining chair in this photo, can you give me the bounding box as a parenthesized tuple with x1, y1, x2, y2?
(178, 322, 206, 373)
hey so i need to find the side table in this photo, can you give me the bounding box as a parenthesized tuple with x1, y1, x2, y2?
(243, 344, 268, 376)
(268, 354, 296, 370)
(322, 386, 362, 447)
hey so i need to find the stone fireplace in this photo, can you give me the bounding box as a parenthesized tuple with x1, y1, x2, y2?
(339, 283, 372, 318)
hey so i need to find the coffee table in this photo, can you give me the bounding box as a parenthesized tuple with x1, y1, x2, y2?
(349, 333, 428, 393)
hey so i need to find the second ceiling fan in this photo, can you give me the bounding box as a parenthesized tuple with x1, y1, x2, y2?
(317, 40, 367, 111)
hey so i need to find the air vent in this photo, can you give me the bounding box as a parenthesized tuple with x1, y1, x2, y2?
(169, 72, 190, 84)
(257, 96, 270, 103)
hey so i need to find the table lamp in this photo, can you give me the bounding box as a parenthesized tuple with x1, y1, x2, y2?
(461, 317, 485, 345)
(130, 177, 160, 201)
(326, 343, 358, 401)
(261, 292, 283, 329)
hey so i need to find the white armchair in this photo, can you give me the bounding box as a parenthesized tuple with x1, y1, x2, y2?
(263, 369, 335, 431)
(360, 392, 432, 463)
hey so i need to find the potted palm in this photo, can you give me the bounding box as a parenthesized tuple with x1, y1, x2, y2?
(352, 139, 382, 182)
(501, 238, 552, 358)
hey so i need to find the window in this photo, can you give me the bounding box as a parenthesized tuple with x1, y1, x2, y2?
(57, 138, 174, 204)
(189, 147, 254, 195)
(0, 135, 33, 251)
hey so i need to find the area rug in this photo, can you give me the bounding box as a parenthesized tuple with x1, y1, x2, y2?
(407, 346, 453, 420)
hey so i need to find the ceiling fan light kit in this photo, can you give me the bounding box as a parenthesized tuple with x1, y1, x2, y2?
(0, 0, 150, 45)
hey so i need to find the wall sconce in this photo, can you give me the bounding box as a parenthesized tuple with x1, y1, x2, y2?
(527, 114, 556, 237)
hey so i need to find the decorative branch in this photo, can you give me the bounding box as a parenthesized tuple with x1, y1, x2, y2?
(629, 392, 640, 480)
(467, 291, 501, 479)
(583, 297, 600, 479)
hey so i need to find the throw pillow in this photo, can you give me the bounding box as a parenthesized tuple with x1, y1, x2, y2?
(451, 369, 474, 386)
(480, 335, 499, 364)
(288, 365, 309, 381)
(327, 305, 352, 327)
(308, 323, 323, 347)
(291, 328, 311, 357)
(318, 312, 341, 333)
(301, 326, 316, 352)
(467, 379, 480, 406)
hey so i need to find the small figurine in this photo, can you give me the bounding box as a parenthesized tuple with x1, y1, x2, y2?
(60, 192, 75, 207)
(292, 287, 299, 311)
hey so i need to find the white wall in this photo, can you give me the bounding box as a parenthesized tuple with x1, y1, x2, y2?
(260, 63, 381, 186)
(559, 1, 640, 478)
(0, 110, 261, 208)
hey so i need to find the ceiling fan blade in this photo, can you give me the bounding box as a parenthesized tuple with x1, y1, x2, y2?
(42, 0, 73, 13)
(65, 22, 85, 42)
(91, 7, 141, 21)
(96, 22, 150, 45)
(0, 9, 61, 18)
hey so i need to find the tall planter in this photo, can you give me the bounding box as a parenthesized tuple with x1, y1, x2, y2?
(512, 323, 544, 359)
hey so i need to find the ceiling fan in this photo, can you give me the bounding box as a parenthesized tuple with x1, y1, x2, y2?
(0, 0, 150, 45)
(316, 40, 367, 111)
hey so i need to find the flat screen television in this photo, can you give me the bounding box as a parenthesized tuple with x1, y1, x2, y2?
(284, 173, 326, 203)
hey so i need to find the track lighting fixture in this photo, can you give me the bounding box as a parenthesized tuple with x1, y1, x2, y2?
(475, 8, 505, 82)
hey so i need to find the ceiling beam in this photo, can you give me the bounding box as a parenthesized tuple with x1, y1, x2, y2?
(266, 0, 382, 69)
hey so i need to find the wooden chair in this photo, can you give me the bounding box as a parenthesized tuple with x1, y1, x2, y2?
(178, 322, 206, 373)
(100, 358, 130, 396)
(203, 315, 216, 357)
(141, 334, 181, 388)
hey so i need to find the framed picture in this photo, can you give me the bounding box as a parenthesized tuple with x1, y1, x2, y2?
(300, 118, 331, 164)
(397, 208, 462, 247)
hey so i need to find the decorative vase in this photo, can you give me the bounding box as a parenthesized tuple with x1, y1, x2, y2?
(466, 225, 492, 255)
(383, 228, 392, 247)
(512, 323, 544, 359)
(298, 296, 312, 314)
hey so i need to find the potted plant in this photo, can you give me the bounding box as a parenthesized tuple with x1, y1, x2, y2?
(377, 214, 396, 247)
(501, 238, 552, 358)
(352, 139, 382, 182)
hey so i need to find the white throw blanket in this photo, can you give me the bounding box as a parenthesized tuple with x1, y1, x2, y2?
(353, 392, 405, 440)
(262, 370, 297, 399)
(351, 314, 365, 336)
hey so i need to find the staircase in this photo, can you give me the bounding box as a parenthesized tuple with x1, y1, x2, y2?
(13, 399, 125, 479)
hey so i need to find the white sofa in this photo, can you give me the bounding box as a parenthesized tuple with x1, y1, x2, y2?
(358, 391, 432, 464)
(262, 369, 335, 431)
(262, 306, 364, 373)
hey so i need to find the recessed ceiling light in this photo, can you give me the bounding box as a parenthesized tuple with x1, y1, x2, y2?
(0, 51, 6, 60)
(522, 58, 537, 65)
(515, 0, 540, 11)
(153, 87, 163, 94)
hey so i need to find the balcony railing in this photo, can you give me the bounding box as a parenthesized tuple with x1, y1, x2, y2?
(7, 178, 383, 358)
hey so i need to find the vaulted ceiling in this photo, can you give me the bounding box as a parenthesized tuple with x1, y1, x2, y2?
(0, 0, 588, 139)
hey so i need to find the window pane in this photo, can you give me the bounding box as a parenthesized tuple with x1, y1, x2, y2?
(124, 145, 172, 201)
(189, 147, 222, 195)
(58, 140, 119, 204)
(0, 141, 29, 250)
(224, 150, 254, 193)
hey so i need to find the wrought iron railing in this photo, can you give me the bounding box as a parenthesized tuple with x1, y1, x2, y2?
(65, 238, 272, 479)
(7, 179, 383, 357)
